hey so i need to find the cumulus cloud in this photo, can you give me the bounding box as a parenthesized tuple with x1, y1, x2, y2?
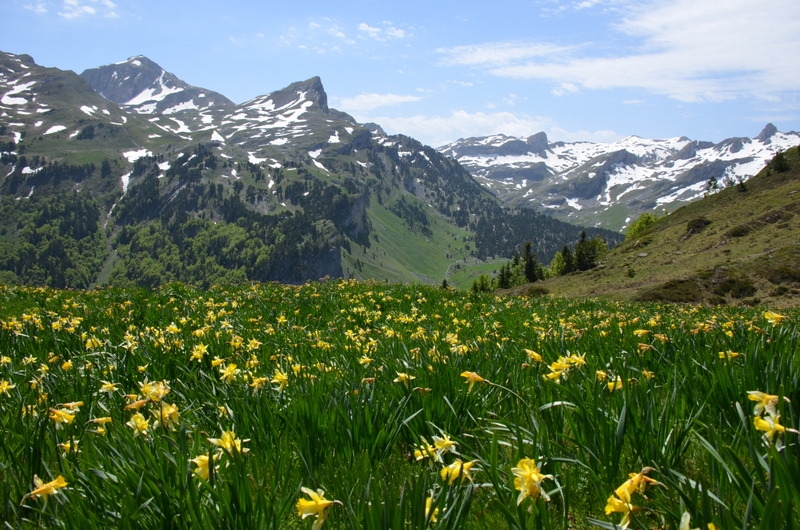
(24, 3, 48, 14)
(58, 0, 118, 19)
(275, 18, 355, 53)
(355, 109, 617, 148)
(438, 41, 573, 67)
(440, 0, 800, 102)
(337, 93, 424, 113)
(357, 20, 407, 41)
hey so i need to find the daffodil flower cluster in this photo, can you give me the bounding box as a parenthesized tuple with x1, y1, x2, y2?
(543, 352, 586, 382)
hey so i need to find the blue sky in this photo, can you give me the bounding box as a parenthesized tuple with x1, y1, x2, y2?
(4, 0, 800, 147)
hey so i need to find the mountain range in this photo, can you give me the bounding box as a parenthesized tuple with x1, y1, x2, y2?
(0, 50, 795, 290)
(0, 50, 619, 288)
(440, 125, 800, 232)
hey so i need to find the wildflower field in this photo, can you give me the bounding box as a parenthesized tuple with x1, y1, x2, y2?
(1, 280, 798, 529)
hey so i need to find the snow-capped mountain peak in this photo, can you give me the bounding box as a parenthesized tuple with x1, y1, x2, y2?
(440, 125, 800, 231)
(80, 56, 234, 135)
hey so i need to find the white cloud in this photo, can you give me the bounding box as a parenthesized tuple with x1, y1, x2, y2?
(551, 83, 579, 97)
(442, 0, 800, 103)
(358, 23, 381, 39)
(438, 41, 573, 66)
(358, 109, 617, 148)
(357, 20, 407, 42)
(58, 0, 117, 19)
(337, 93, 424, 113)
(275, 18, 355, 53)
(24, 2, 48, 14)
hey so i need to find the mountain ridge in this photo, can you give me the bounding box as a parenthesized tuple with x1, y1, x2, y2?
(2, 50, 622, 289)
(440, 124, 800, 232)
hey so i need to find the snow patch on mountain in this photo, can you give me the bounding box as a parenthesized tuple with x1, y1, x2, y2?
(123, 149, 152, 162)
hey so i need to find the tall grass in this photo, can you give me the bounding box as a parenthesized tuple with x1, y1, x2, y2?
(0, 281, 797, 528)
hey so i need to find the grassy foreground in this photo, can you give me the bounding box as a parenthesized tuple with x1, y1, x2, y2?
(0, 280, 798, 529)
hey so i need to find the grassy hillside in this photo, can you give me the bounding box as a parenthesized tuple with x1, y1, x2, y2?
(530, 146, 800, 306)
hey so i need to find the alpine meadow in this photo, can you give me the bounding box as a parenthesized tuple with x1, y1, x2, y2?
(2, 18, 800, 529)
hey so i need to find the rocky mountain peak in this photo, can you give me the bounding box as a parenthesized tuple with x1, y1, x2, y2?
(270, 76, 329, 113)
(80, 55, 234, 130)
(756, 123, 778, 142)
(80, 56, 184, 104)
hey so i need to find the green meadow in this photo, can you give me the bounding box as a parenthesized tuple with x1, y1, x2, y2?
(0, 281, 797, 529)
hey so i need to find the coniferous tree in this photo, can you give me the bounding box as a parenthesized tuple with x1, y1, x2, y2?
(522, 241, 540, 282)
(561, 245, 575, 274)
(769, 149, 790, 173)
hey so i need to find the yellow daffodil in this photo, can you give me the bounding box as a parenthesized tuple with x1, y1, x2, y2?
(152, 401, 180, 430)
(393, 372, 415, 387)
(604, 468, 659, 528)
(608, 376, 623, 392)
(432, 434, 457, 456)
(125, 399, 149, 411)
(190, 453, 218, 480)
(23, 474, 68, 502)
(99, 381, 118, 394)
(747, 391, 779, 417)
(208, 430, 249, 456)
(271, 369, 289, 392)
(219, 363, 240, 383)
(414, 438, 437, 461)
(0, 379, 16, 396)
(250, 376, 269, 390)
(139, 379, 170, 402)
(211, 356, 225, 367)
(425, 494, 439, 523)
(296, 487, 338, 529)
(126, 412, 150, 437)
(58, 440, 79, 456)
(191, 343, 208, 361)
(763, 311, 787, 326)
(88, 416, 112, 435)
(511, 457, 553, 505)
(439, 459, 475, 485)
(754, 415, 786, 442)
(460, 371, 486, 393)
(49, 408, 75, 427)
(604, 494, 636, 529)
(85, 336, 103, 349)
(614, 468, 659, 504)
(524, 349, 542, 362)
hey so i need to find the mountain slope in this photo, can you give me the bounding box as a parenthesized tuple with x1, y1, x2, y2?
(441, 127, 800, 232)
(2, 51, 615, 289)
(526, 147, 800, 307)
